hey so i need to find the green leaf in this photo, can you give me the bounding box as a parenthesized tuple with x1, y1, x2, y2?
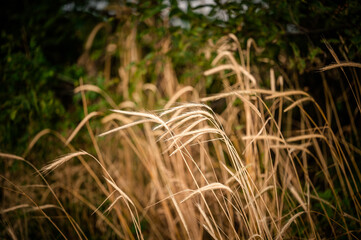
(10, 109, 17, 120)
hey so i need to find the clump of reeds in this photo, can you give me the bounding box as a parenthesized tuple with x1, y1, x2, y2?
(1, 34, 361, 239)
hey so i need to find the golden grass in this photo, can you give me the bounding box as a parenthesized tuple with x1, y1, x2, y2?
(1, 34, 361, 239)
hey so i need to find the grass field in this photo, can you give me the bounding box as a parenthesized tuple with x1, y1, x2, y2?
(1, 33, 361, 239)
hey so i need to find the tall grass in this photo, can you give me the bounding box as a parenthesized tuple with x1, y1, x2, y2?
(1, 34, 361, 239)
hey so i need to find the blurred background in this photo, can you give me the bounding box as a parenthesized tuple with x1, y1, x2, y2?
(2, 0, 361, 155)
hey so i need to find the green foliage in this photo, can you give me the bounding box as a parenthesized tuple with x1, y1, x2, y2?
(1, 40, 70, 154)
(0, 0, 102, 154)
(118, 0, 361, 91)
